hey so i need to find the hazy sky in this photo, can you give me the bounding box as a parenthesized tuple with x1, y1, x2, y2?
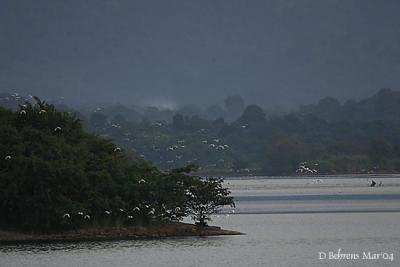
(1, 0, 400, 109)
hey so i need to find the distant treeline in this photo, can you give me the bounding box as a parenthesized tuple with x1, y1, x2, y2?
(84, 89, 400, 175)
(2, 89, 400, 175)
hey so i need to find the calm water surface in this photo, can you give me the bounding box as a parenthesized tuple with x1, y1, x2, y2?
(1, 175, 399, 267)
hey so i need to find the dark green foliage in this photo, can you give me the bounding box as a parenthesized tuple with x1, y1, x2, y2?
(186, 177, 234, 226)
(0, 100, 234, 232)
(80, 89, 400, 175)
(237, 105, 266, 126)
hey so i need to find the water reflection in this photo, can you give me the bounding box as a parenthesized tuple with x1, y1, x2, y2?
(0, 236, 227, 254)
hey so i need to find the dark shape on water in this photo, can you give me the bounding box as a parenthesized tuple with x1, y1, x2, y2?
(370, 180, 376, 187)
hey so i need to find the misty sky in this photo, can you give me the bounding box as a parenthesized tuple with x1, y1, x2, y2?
(1, 0, 400, 109)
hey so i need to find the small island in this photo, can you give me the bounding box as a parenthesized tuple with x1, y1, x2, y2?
(0, 99, 240, 243)
(0, 223, 242, 244)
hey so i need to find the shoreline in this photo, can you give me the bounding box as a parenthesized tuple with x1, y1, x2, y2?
(0, 222, 243, 245)
(212, 173, 400, 179)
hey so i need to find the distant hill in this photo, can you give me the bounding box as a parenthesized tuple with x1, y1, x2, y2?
(300, 88, 400, 122)
(78, 89, 400, 175)
(2, 89, 400, 176)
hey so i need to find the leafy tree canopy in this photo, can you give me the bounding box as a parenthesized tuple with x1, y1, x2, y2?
(0, 99, 234, 232)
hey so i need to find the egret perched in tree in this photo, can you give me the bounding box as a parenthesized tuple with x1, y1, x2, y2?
(185, 190, 194, 197)
(138, 179, 146, 184)
(114, 147, 121, 152)
(148, 208, 155, 215)
(128, 215, 133, 219)
(77, 211, 84, 216)
(133, 207, 140, 212)
(84, 215, 90, 220)
(54, 126, 62, 132)
(105, 210, 111, 215)
(4, 155, 11, 160)
(20, 110, 26, 115)
(39, 109, 46, 114)
(63, 213, 70, 219)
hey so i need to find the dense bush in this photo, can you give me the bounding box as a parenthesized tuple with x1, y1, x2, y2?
(0, 99, 234, 232)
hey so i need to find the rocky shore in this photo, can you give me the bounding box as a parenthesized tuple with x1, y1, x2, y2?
(0, 222, 243, 244)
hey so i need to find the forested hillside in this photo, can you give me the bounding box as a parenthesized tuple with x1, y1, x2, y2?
(2, 89, 400, 175)
(83, 89, 400, 175)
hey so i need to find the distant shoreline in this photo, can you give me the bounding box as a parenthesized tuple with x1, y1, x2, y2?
(205, 173, 400, 179)
(0, 222, 243, 245)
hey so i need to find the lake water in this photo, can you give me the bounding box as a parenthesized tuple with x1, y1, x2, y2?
(1, 175, 400, 267)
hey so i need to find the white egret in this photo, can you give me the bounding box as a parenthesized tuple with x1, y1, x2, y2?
(148, 208, 155, 215)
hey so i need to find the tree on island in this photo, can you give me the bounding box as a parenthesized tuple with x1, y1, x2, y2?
(186, 176, 235, 226)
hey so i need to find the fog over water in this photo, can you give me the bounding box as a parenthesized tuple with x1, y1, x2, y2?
(1, 0, 400, 109)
